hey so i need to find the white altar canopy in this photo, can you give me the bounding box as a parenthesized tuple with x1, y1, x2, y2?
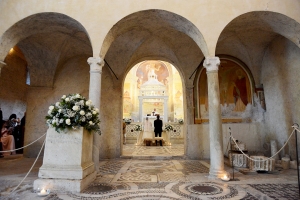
(138, 68, 168, 122)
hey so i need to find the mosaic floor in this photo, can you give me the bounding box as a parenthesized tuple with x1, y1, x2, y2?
(122, 144, 185, 158)
(1, 152, 300, 199)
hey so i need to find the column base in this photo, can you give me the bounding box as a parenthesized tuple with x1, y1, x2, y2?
(208, 169, 225, 180)
(34, 171, 96, 193)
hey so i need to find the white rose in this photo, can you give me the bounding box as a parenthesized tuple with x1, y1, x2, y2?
(75, 94, 81, 98)
(58, 109, 62, 113)
(62, 95, 66, 99)
(92, 111, 97, 115)
(89, 121, 94, 125)
(95, 108, 99, 113)
(72, 105, 79, 111)
(80, 110, 85, 115)
(48, 110, 52, 115)
(85, 101, 91, 106)
(55, 102, 60, 107)
(52, 120, 56, 125)
(65, 97, 70, 102)
(49, 106, 54, 110)
(66, 119, 71, 125)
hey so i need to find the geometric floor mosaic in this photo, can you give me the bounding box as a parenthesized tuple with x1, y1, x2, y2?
(248, 184, 299, 200)
(1, 150, 299, 199)
(60, 158, 299, 199)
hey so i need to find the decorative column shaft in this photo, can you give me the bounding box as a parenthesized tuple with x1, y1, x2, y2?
(203, 57, 224, 179)
(87, 57, 104, 172)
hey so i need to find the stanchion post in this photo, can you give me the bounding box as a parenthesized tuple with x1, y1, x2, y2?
(293, 123, 300, 198)
(229, 127, 234, 180)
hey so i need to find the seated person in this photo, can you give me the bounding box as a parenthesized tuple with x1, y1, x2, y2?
(1, 121, 16, 155)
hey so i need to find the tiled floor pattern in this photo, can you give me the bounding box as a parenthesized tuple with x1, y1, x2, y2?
(1, 154, 299, 199)
(122, 144, 184, 158)
(53, 159, 299, 199)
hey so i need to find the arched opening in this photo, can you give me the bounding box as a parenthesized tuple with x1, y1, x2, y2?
(99, 9, 206, 159)
(122, 60, 184, 154)
(0, 12, 92, 157)
(213, 11, 300, 160)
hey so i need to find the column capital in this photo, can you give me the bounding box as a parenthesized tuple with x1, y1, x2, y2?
(203, 57, 220, 72)
(87, 57, 104, 73)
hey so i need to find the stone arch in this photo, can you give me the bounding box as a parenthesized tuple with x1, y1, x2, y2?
(215, 11, 300, 86)
(100, 9, 209, 59)
(0, 12, 92, 87)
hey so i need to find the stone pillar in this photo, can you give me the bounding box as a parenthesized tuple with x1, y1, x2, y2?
(0, 60, 7, 76)
(203, 57, 224, 179)
(163, 97, 168, 122)
(139, 97, 143, 122)
(87, 57, 104, 172)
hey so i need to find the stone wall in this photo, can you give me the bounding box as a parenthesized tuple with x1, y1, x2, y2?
(0, 52, 27, 120)
(186, 123, 264, 159)
(261, 36, 300, 160)
(24, 56, 90, 157)
(98, 67, 122, 159)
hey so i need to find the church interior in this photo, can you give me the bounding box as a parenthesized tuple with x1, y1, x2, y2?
(0, 0, 300, 199)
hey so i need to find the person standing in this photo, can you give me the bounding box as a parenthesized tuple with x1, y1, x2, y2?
(122, 120, 126, 145)
(154, 115, 163, 146)
(0, 107, 3, 158)
(0, 107, 3, 130)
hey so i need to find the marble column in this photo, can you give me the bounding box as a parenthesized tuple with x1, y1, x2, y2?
(163, 97, 168, 122)
(87, 57, 104, 172)
(203, 57, 225, 179)
(0, 60, 7, 76)
(138, 97, 143, 122)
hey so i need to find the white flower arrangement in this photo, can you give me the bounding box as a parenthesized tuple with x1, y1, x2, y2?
(124, 118, 132, 124)
(164, 124, 173, 131)
(178, 119, 184, 124)
(46, 94, 101, 134)
(133, 124, 142, 131)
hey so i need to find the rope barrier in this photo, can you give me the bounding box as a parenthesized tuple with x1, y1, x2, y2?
(0, 132, 47, 153)
(230, 126, 299, 162)
(10, 136, 46, 194)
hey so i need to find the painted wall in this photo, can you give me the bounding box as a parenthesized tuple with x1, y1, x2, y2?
(261, 36, 300, 160)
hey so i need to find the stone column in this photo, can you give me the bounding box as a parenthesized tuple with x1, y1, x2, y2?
(203, 57, 224, 179)
(0, 60, 7, 76)
(87, 57, 104, 172)
(139, 97, 143, 122)
(163, 97, 168, 122)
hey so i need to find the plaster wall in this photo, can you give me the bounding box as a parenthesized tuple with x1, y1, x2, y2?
(261, 37, 300, 160)
(24, 56, 90, 157)
(0, 52, 27, 120)
(186, 123, 264, 159)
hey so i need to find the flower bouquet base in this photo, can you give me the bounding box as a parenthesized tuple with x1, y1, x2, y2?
(34, 127, 96, 192)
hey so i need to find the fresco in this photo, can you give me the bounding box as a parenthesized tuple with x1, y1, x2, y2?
(198, 59, 252, 118)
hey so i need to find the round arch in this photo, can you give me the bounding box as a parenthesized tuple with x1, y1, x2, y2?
(100, 9, 209, 59)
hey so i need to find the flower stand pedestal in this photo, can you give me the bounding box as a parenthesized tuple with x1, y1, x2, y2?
(34, 127, 96, 192)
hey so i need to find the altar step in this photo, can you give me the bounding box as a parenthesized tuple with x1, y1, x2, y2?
(120, 155, 186, 160)
(124, 137, 184, 145)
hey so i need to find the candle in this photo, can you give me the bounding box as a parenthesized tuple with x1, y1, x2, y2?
(40, 189, 47, 194)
